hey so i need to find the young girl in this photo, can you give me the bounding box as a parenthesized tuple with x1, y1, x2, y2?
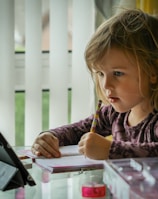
(31, 9, 158, 160)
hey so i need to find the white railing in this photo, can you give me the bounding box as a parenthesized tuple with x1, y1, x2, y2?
(0, 0, 138, 146)
(0, 0, 95, 146)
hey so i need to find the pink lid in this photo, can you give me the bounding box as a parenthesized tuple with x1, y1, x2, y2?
(82, 184, 106, 198)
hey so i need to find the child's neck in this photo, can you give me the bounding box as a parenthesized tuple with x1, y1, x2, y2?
(128, 106, 153, 127)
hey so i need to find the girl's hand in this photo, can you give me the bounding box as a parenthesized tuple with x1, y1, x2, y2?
(78, 132, 112, 160)
(31, 132, 61, 158)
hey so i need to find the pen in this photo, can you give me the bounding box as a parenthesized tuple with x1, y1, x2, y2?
(90, 100, 102, 133)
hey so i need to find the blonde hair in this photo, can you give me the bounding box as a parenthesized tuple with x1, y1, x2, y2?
(85, 9, 158, 109)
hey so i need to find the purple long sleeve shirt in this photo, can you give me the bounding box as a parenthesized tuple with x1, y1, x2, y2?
(47, 105, 158, 159)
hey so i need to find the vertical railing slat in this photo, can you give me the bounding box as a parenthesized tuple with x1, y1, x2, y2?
(49, 0, 69, 128)
(0, 0, 15, 145)
(25, 0, 42, 145)
(71, 0, 95, 122)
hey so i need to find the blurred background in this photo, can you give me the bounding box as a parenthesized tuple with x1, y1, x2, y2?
(0, 0, 157, 146)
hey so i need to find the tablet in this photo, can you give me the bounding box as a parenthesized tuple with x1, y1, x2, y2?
(0, 132, 36, 191)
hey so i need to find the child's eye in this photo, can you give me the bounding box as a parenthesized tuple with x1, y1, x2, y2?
(113, 71, 124, 76)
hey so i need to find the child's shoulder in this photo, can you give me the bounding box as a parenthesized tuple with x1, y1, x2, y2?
(149, 109, 158, 124)
(145, 110, 158, 134)
(101, 105, 121, 120)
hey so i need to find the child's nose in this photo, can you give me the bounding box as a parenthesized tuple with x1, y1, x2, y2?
(103, 75, 112, 90)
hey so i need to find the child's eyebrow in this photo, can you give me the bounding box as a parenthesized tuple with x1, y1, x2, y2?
(101, 65, 128, 70)
(110, 65, 128, 70)
(92, 62, 129, 72)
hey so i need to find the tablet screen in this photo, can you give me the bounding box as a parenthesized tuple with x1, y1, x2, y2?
(0, 132, 36, 188)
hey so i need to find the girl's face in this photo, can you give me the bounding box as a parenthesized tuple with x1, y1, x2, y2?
(94, 47, 151, 114)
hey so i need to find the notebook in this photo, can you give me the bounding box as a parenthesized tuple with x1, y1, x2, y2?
(19, 145, 104, 173)
(0, 132, 36, 191)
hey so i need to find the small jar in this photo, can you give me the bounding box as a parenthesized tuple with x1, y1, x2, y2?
(80, 172, 106, 199)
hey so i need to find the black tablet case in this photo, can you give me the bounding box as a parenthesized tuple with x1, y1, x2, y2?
(0, 132, 36, 191)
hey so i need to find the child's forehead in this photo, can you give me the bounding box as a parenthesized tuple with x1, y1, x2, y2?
(93, 47, 134, 67)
